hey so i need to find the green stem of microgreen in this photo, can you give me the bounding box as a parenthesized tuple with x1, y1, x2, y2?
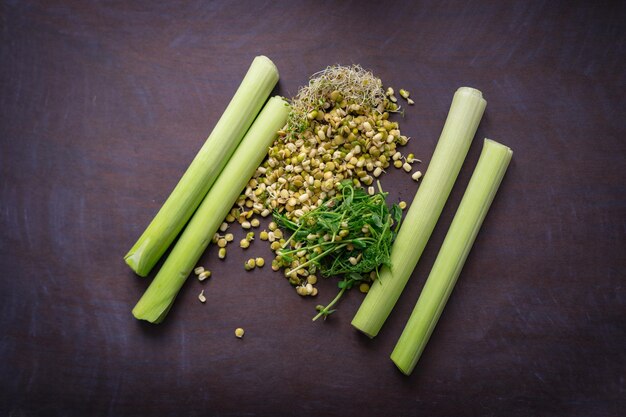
(281, 220, 305, 249)
(286, 243, 348, 275)
(312, 285, 347, 321)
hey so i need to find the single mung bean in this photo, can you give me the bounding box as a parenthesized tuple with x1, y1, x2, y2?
(248, 258, 256, 268)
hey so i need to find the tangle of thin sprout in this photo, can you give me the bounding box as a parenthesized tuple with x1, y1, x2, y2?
(286, 65, 390, 134)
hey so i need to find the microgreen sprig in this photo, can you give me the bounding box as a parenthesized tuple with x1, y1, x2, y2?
(274, 181, 402, 320)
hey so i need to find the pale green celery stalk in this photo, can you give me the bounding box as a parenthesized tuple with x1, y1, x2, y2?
(352, 87, 487, 338)
(125, 56, 279, 277)
(391, 139, 512, 375)
(132, 97, 290, 323)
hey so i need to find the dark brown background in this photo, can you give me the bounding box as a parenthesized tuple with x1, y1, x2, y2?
(1, 1, 624, 416)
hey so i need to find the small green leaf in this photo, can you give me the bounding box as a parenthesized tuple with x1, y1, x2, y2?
(352, 239, 367, 249)
(391, 204, 402, 224)
(347, 272, 363, 282)
(371, 214, 383, 228)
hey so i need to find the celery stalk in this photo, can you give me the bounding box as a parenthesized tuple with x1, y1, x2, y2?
(391, 139, 512, 375)
(125, 56, 279, 277)
(351, 87, 487, 338)
(132, 96, 290, 323)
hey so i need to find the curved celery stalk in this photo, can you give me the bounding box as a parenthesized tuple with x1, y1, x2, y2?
(352, 87, 487, 338)
(133, 97, 290, 323)
(391, 139, 513, 375)
(125, 56, 279, 277)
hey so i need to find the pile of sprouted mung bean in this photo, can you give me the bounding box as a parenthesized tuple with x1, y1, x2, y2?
(205, 65, 421, 303)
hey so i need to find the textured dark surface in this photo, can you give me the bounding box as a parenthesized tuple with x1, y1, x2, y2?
(1, 1, 625, 416)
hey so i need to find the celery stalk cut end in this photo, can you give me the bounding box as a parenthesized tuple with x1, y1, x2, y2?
(124, 238, 152, 277)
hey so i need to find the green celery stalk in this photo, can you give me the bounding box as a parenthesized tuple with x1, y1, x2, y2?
(125, 56, 279, 277)
(351, 87, 487, 338)
(132, 96, 290, 323)
(391, 138, 513, 375)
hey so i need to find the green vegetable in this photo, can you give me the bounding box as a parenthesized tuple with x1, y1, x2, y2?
(274, 181, 402, 320)
(124, 56, 279, 277)
(132, 96, 290, 323)
(391, 138, 512, 375)
(351, 87, 487, 338)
